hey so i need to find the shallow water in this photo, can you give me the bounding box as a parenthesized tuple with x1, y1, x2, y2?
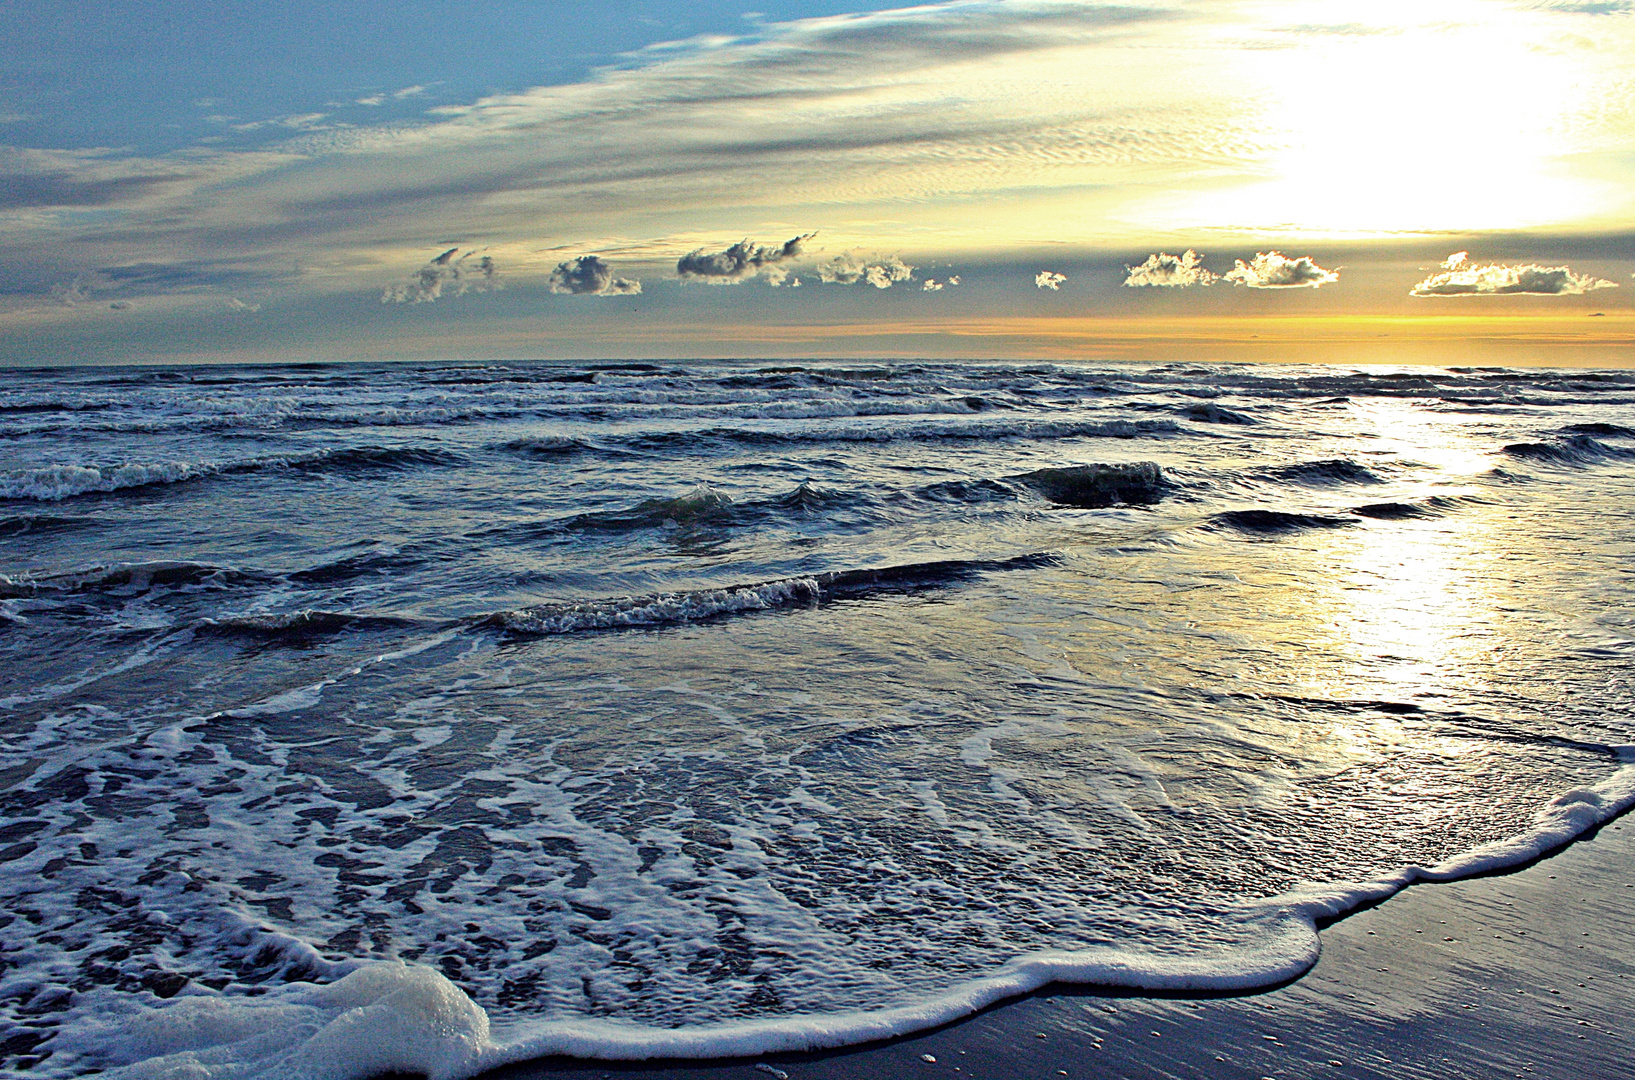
(1, 361, 1633, 1076)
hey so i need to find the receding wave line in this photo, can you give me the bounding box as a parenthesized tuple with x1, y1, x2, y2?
(481, 553, 1059, 636)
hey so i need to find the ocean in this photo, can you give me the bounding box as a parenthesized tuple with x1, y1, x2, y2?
(1, 360, 1632, 1078)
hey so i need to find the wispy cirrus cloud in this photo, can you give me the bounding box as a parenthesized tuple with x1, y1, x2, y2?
(1410, 252, 1617, 296)
(1124, 249, 1217, 287)
(548, 255, 641, 296)
(381, 247, 498, 303)
(677, 235, 812, 285)
(1224, 251, 1338, 289)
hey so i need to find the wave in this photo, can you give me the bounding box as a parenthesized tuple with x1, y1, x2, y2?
(1011, 461, 1167, 508)
(1349, 494, 1484, 520)
(1178, 403, 1256, 425)
(0, 560, 274, 598)
(567, 486, 738, 532)
(0, 445, 463, 502)
(1259, 459, 1383, 485)
(614, 418, 1179, 452)
(196, 610, 423, 642)
(1564, 422, 1635, 438)
(265, 446, 466, 474)
(0, 513, 99, 537)
(565, 482, 875, 534)
(482, 554, 1058, 636)
(1503, 434, 1635, 467)
(1207, 509, 1356, 535)
(498, 435, 597, 456)
(288, 549, 426, 586)
(0, 461, 211, 501)
(0, 399, 116, 415)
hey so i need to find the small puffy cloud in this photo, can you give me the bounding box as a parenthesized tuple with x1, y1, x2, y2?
(677, 234, 812, 284)
(382, 247, 499, 304)
(51, 277, 94, 305)
(1224, 251, 1338, 289)
(1035, 271, 1066, 290)
(548, 255, 641, 296)
(922, 275, 961, 291)
(1124, 249, 1218, 287)
(1411, 253, 1618, 297)
(818, 254, 915, 289)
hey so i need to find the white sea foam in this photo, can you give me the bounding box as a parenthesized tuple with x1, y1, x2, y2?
(491, 578, 821, 634)
(87, 751, 1635, 1080)
(0, 462, 209, 501)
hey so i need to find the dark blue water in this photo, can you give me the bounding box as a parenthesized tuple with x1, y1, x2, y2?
(2, 361, 1633, 1077)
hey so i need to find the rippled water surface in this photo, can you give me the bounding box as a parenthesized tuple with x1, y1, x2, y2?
(2, 361, 1633, 1074)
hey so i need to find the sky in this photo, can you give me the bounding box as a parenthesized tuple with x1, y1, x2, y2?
(2, 0, 1633, 366)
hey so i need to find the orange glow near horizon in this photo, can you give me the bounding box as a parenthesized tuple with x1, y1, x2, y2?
(618, 313, 1635, 366)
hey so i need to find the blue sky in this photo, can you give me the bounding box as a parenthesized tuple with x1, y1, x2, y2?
(0, 0, 888, 153)
(2, 0, 1632, 365)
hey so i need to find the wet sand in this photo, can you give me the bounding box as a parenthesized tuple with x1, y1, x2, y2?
(483, 817, 1635, 1080)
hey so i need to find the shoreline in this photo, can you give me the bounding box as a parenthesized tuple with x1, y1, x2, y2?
(482, 815, 1635, 1080)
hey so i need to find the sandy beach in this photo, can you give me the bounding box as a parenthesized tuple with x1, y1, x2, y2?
(485, 817, 1635, 1080)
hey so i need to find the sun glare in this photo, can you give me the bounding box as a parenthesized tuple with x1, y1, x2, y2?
(1149, 0, 1615, 235)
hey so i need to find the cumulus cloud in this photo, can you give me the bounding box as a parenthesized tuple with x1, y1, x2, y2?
(1224, 251, 1338, 289)
(1035, 270, 1066, 290)
(677, 235, 812, 284)
(381, 247, 499, 303)
(51, 277, 94, 305)
(818, 254, 915, 289)
(1410, 252, 1618, 297)
(1124, 249, 1217, 287)
(548, 255, 641, 296)
(921, 274, 961, 291)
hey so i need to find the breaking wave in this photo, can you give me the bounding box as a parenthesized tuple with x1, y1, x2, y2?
(483, 554, 1058, 636)
(0, 446, 464, 502)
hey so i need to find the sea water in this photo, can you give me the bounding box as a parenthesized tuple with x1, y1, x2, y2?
(1, 361, 1632, 1078)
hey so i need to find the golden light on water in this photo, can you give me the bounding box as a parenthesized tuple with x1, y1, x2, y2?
(1315, 405, 1502, 708)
